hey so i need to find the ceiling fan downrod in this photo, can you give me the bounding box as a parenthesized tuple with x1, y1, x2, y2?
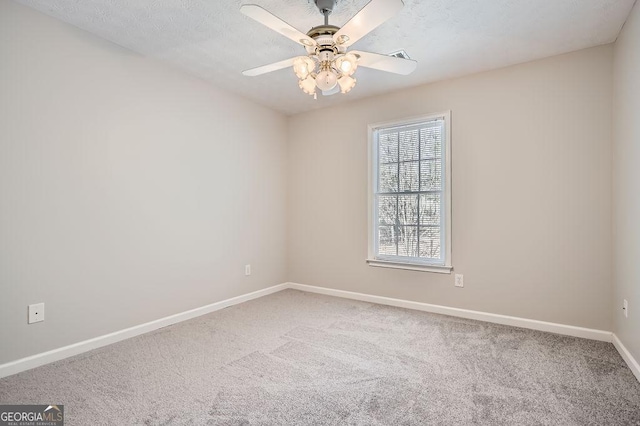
(314, 0, 336, 25)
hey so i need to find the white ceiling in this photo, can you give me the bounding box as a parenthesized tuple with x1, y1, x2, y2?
(17, 0, 635, 115)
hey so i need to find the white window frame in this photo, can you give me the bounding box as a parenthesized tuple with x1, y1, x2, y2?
(367, 111, 452, 274)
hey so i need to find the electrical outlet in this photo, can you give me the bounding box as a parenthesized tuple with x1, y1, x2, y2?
(28, 303, 45, 324)
(455, 274, 464, 288)
(623, 299, 628, 318)
(245, 264, 251, 276)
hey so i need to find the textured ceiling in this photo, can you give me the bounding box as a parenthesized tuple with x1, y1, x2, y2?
(16, 0, 636, 115)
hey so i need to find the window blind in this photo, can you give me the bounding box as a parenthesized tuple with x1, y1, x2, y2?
(374, 118, 446, 264)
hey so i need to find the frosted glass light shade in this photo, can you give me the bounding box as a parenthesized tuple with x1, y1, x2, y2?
(293, 56, 316, 79)
(315, 70, 338, 91)
(335, 53, 358, 76)
(338, 75, 356, 93)
(298, 76, 316, 95)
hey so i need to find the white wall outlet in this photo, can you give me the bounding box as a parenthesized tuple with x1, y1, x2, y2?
(28, 303, 45, 324)
(245, 264, 251, 276)
(623, 299, 628, 318)
(455, 274, 464, 288)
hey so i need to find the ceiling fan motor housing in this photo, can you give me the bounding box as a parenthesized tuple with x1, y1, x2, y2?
(305, 26, 344, 55)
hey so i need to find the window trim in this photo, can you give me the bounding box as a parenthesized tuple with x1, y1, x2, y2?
(367, 111, 452, 273)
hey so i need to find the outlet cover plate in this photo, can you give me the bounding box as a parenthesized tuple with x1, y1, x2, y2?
(28, 303, 45, 324)
(455, 274, 464, 288)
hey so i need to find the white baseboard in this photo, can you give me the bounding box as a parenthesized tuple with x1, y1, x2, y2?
(5, 281, 636, 383)
(0, 283, 288, 379)
(613, 334, 640, 382)
(286, 283, 613, 342)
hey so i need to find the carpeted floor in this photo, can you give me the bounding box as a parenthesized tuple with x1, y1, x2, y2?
(1, 289, 639, 425)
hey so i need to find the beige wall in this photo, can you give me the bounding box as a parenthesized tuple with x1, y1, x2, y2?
(613, 1, 640, 362)
(288, 45, 613, 330)
(0, 1, 288, 364)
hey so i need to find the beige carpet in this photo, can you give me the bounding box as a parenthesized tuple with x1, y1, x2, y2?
(1, 289, 639, 425)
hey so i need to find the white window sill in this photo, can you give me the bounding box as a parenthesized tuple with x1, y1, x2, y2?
(366, 259, 453, 274)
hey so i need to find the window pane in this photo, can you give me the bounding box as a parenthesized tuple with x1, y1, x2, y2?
(379, 163, 398, 192)
(419, 226, 441, 259)
(398, 195, 419, 225)
(399, 161, 419, 192)
(420, 194, 441, 226)
(398, 226, 419, 257)
(378, 195, 397, 225)
(421, 126, 442, 159)
(379, 133, 398, 163)
(373, 117, 447, 265)
(399, 129, 419, 161)
(378, 226, 396, 256)
(420, 160, 442, 191)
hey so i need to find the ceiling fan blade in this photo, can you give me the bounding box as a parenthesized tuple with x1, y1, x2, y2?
(352, 50, 417, 75)
(242, 57, 295, 77)
(240, 4, 316, 47)
(333, 0, 404, 47)
(322, 86, 340, 96)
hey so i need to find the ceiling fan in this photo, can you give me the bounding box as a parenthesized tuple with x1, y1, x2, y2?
(240, 0, 417, 98)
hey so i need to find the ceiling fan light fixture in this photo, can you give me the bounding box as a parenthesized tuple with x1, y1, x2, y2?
(241, 0, 415, 99)
(315, 69, 338, 91)
(338, 75, 356, 93)
(336, 53, 358, 76)
(293, 56, 316, 79)
(299, 75, 316, 95)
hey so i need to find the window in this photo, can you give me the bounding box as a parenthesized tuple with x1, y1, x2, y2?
(368, 112, 452, 273)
